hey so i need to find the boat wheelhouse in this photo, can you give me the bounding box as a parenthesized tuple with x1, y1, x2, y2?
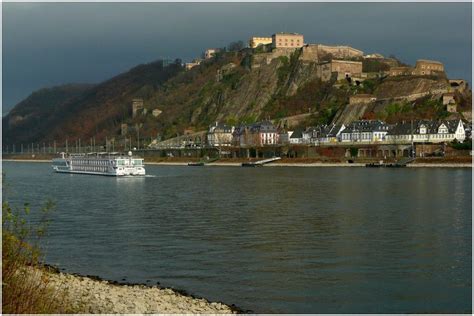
(52, 151, 145, 176)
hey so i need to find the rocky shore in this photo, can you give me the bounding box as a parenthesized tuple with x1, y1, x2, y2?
(34, 267, 240, 314)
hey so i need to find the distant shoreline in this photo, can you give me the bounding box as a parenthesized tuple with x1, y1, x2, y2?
(3, 158, 471, 168)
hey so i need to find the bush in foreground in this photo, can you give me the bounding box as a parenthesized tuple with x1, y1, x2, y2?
(2, 188, 73, 313)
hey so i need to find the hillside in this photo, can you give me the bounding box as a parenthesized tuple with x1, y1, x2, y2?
(3, 84, 94, 144)
(332, 76, 452, 125)
(143, 50, 350, 140)
(3, 48, 471, 147)
(3, 60, 183, 145)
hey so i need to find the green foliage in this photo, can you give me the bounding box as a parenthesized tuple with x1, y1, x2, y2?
(380, 97, 453, 123)
(221, 72, 241, 90)
(362, 59, 390, 73)
(450, 139, 471, 150)
(254, 45, 265, 54)
(240, 114, 258, 124)
(385, 102, 411, 116)
(350, 147, 358, 157)
(277, 56, 291, 84)
(225, 115, 238, 126)
(227, 40, 244, 52)
(2, 176, 74, 313)
(359, 79, 377, 94)
(240, 54, 253, 68)
(313, 106, 339, 125)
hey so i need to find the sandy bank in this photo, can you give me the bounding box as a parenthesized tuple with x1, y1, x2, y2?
(34, 267, 240, 314)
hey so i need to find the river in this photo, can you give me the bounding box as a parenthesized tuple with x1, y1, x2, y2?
(2, 161, 471, 313)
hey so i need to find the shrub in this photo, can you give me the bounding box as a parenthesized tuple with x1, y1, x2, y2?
(2, 183, 73, 313)
(350, 147, 359, 157)
(450, 139, 472, 150)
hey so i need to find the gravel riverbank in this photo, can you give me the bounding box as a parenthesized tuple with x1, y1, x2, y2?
(34, 267, 240, 314)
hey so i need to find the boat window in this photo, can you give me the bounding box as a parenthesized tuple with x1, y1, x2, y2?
(133, 159, 143, 166)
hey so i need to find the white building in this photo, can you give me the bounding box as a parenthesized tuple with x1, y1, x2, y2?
(207, 122, 235, 147)
(289, 129, 304, 144)
(340, 120, 389, 143)
(233, 121, 279, 147)
(385, 119, 466, 144)
(303, 124, 345, 144)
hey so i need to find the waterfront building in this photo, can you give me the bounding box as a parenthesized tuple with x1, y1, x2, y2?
(305, 124, 345, 144)
(302, 126, 322, 144)
(340, 120, 389, 143)
(233, 121, 279, 147)
(272, 32, 304, 48)
(207, 122, 235, 147)
(321, 124, 346, 143)
(385, 119, 466, 144)
(278, 130, 294, 145)
(289, 129, 304, 144)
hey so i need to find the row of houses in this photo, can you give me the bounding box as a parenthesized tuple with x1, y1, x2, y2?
(207, 119, 469, 147)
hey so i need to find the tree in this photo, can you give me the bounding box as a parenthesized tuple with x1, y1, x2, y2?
(227, 40, 244, 52)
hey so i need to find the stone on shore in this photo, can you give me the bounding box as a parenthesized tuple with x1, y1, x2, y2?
(35, 268, 237, 314)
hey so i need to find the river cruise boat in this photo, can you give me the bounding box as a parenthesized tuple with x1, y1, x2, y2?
(52, 151, 145, 176)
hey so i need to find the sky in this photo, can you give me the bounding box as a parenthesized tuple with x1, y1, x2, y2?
(2, 2, 472, 113)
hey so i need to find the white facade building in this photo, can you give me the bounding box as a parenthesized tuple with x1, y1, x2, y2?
(207, 122, 235, 147)
(385, 119, 466, 144)
(340, 120, 388, 143)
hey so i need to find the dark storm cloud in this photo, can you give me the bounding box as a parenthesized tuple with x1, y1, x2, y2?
(2, 2, 472, 113)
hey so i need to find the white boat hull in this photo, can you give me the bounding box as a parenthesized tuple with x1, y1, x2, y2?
(52, 153, 146, 177)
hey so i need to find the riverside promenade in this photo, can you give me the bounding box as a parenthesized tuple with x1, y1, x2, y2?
(3, 157, 472, 168)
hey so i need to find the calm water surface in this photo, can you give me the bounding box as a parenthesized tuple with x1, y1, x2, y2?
(3, 161, 472, 313)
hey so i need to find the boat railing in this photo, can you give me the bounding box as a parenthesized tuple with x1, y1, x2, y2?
(65, 152, 144, 160)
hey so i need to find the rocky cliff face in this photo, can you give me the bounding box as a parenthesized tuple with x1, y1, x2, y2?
(145, 49, 329, 138)
(374, 76, 449, 101)
(332, 76, 452, 125)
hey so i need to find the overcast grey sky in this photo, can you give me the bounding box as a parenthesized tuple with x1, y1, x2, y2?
(3, 2, 472, 113)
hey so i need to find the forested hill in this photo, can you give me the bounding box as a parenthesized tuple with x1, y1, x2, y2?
(3, 84, 94, 144)
(3, 60, 183, 145)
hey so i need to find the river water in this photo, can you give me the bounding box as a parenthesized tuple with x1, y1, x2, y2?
(2, 161, 472, 313)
